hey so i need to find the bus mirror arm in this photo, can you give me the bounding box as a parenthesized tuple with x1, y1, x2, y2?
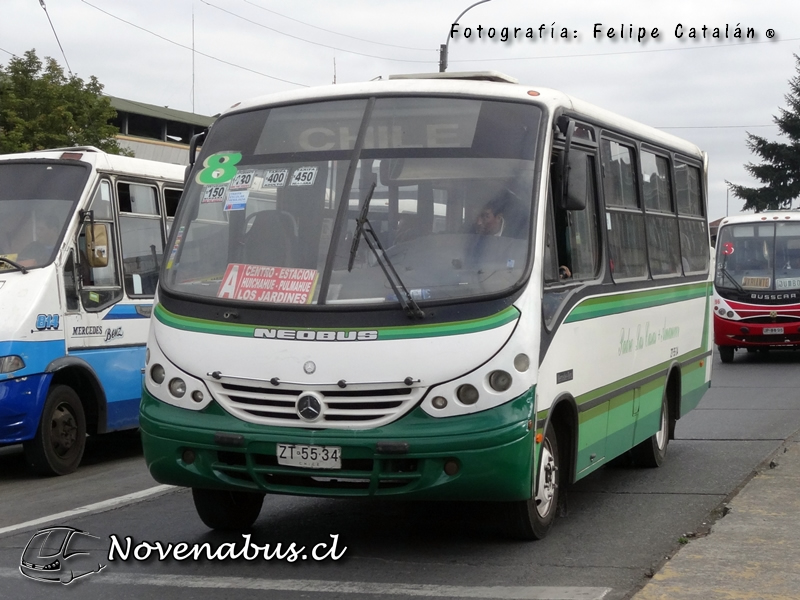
(557, 119, 587, 211)
(187, 130, 208, 183)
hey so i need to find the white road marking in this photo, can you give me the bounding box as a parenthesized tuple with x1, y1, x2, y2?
(0, 569, 611, 599)
(0, 485, 176, 536)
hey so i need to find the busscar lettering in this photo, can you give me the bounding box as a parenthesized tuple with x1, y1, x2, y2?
(254, 329, 379, 341)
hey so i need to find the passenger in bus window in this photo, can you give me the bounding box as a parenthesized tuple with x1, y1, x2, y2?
(473, 198, 506, 237)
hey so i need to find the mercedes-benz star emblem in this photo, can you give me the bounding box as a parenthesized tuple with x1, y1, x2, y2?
(303, 361, 316, 374)
(297, 394, 322, 421)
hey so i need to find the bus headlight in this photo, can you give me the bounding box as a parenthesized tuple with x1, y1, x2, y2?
(456, 384, 479, 405)
(0, 355, 25, 374)
(145, 337, 213, 411)
(488, 370, 513, 392)
(150, 364, 166, 384)
(169, 378, 187, 398)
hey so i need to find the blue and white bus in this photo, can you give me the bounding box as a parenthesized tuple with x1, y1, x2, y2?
(0, 147, 184, 475)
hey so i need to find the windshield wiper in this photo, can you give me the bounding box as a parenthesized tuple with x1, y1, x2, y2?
(348, 182, 425, 319)
(718, 256, 744, 293)
(0, 256, 28, 274)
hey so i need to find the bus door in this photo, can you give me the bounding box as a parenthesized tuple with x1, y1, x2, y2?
(64, 177, 173, 431)
(543, 123, 607, 474)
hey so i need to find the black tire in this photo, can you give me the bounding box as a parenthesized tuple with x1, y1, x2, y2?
(192, 488, 265, 531)
(23, 385, 87, 476)
(505, 423, 560, 540)
(746, 348, 758, 354)
(631, 389, 669, 468)
(718, 345, 735, 363)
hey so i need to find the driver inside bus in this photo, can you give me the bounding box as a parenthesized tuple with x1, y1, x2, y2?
(784, 248, 800, 270)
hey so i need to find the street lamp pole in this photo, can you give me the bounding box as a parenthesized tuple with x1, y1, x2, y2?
(439, 0, 492, 73)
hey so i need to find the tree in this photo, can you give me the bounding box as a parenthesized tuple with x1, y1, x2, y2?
(727, 53, 800, 212)
(0, 49, 130, 155)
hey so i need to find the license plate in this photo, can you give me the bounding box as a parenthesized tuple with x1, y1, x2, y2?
(276, 444, 341, 469)
(763, 327, 784, 335)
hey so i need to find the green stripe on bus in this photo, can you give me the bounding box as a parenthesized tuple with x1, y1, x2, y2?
(153, 304, 520, 340)
(564, 282, 712, 323)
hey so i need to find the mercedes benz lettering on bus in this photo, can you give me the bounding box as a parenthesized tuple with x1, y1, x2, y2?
(713, 212, 800, 362)
(0, 147, 184, 475)
(140, 72, 713, 539)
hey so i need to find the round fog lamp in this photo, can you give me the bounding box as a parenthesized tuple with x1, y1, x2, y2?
(514, 353, 530, 372)
(431, 396, 448, 409)
(150, 364, 165, 384)
(191, 390, 204, 403)
(489, 370, 513, 392)
(456, 384, 479, 405)
(168, 378, 187, 398)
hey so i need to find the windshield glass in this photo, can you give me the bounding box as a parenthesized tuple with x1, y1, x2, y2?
(163, 96, 541, 308)
(0, 161, 88, 270)
(716, 221, 800, 291)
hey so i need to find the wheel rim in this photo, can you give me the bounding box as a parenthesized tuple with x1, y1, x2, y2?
(50, 403, 79, 457)
(535, 438, 556, 518)
(655, 403, 667, 451)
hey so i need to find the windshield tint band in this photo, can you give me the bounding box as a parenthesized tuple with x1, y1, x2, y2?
(154, 303, 519, 341)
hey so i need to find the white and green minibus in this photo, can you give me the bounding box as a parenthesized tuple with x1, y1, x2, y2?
(140, 71, 713, 539)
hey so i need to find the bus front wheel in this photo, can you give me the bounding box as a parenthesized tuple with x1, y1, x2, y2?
(192, 488, 265, 531)
(718, 345, 735, 363)
(24, 385, 87, 476)
(505, 423, 560, 540)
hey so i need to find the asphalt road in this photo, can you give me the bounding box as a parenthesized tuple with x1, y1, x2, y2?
(1, 348, 798, 600)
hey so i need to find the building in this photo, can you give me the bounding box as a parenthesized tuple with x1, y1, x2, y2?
(109, 96, 214, 165)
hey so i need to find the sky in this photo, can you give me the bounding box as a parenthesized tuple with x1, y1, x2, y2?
(1, 0, 799, 222)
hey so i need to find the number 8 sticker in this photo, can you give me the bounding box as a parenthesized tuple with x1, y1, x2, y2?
(196, 152, 243, 185)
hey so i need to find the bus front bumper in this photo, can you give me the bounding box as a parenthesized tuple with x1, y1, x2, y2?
(140, 388, 536, 502)
(714, 313, 800, 348)
(0, 374, 51, 444)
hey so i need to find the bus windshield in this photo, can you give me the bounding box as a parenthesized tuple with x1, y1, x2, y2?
(163, 96, 541, 308)
(0, 161, 89, 270)
(716, 221, 800, 291)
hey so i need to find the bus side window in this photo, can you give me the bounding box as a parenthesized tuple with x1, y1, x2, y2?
(602, 139, 647, 280)
(63, 250, 80, 311)
(118, 182, 164, 297)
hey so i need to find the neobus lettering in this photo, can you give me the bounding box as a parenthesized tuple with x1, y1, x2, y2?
(254, 329, 379, 341)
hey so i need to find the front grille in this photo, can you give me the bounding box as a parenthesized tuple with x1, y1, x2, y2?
(740, 316, 800, 324)
(211, 450, 421, 494)
(208, 380, 424, 429)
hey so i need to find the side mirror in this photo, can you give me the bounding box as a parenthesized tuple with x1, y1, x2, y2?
(85, 223, 110, 268)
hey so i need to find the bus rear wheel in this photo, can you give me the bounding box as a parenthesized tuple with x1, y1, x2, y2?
(192, 488, 265, 531)
(631, 390, 669, 468)
(505, 423, 560, 540)
(718, 345, 735, 363)
(24, 385, 87, 476)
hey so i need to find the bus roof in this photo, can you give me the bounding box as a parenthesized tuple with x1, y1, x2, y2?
(718, 211, 800, 228)
(0, 146, 185, 182)
(221, 72, 705, 161)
